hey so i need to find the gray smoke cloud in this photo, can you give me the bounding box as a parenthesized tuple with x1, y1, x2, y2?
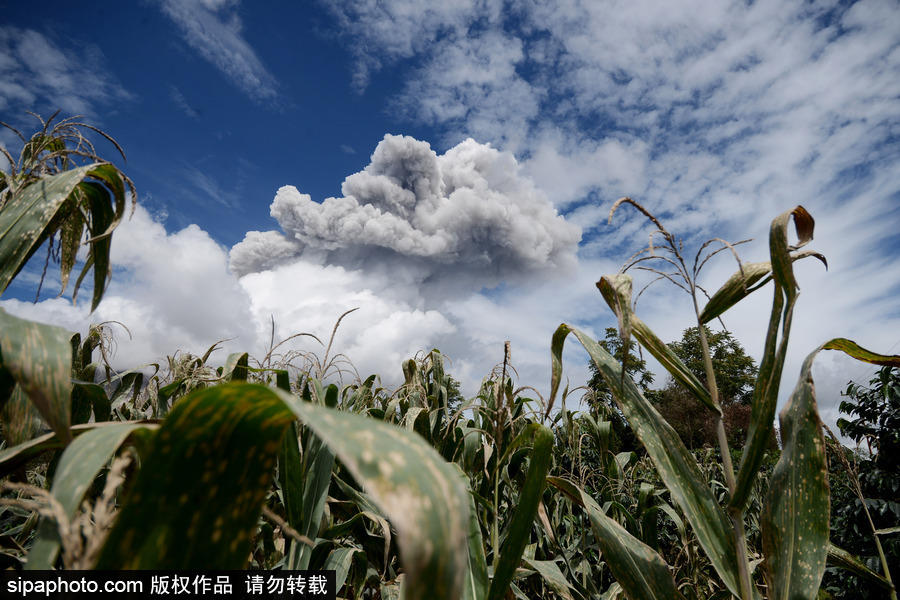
(229, 135, 581, 295)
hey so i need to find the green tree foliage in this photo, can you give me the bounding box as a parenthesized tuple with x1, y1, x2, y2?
(838, 366, 900, 471)
(824, 367, 899, 598)
(585, 327, 653, 452)
(668, 327, 758, 406)
(650, 327, 759, 449)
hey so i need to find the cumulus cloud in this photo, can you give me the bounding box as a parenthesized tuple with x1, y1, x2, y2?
(1, 205, 257, 370)
(230, 135, 581, 297)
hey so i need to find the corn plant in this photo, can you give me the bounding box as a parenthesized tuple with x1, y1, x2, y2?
(549, 200, 900, 599)
(0, 111, 136, 310)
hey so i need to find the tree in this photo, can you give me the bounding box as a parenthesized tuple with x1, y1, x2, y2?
(0, 111, 136, 310)
(824, 366, 899, 598)
(667, 326, 758, 406)
(584, 327, 654, 452)
(838, 366, 900, 471)
(650, 326, 758, 449)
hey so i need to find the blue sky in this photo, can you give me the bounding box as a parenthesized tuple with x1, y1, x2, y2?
(2, 0, 899, 434)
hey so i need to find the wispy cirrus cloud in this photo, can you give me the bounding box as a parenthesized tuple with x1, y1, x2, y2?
(156, 0, 280, 104)
(0, 26, 132, 119)
(169, 85, 201, 119)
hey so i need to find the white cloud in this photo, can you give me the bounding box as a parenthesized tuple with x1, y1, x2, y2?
(156, 0, 279, 104)
(394, 30, 542, 151)
(319, 0, 494, 88)
(1, 206, 258, 371)
(169, 85, 200, 119)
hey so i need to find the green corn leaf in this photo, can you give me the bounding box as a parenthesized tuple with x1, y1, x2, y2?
(80, 163, 127, 235)
(288, 389, 469, 600)
(0, 308, 73, 444)
(71, 381, 111, 424)
(452, 464, 488, 600)
(0, 422, 155, 478)
(0, 166, 95, 296)
(522, 557, 576, 600)
(597, 274, 633, 357)
(78, 180, 115, 312)
(818, 338, 900, 367)
(155, 377, 187, 417)
(94, 384, 296, 570)
(698, 249, 826, 325)
(731, 207, 816, 512)
(108, 371, 145, 412)
(826, 542, 895, 592)
(551, 323, 747, 599)
(57, 208, 84, 296)
(597, 275, 716, 414)
(95, 382, 469, 600)
(0, 385, 43, 447)
(763, 340, 900, 598)
(283, 412, 336, 570)
(761, 346, 830, 599)
(221, 352, 249, 381)
(549, 476, 685, 600)
(323, 547, 365, 597)
(699, 261, 775, 325)
(487, 424, 553, 600)
(760, 339, 898, 599)
(26, 422, 156, 570)
(280, 421, 307, 569)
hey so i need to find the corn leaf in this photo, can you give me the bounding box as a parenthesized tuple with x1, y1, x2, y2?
(549, 476, 684, 600)
(0, 385, 43, 448)
(699, 249, 825, 325)
(26, 422, 156, 570)
(827, 542, 895, 592)
(284, 387, 469, 600)
(78, 180, 114, 312)
(95, 382, 469, 600)
(0, 422, 155, 478)
(551, 323, 749, 599)
(522, 557, 577, 600)
(731, 207, 814, 512)
(95, 384, 296, 569)
(283, 385, 336, 571)
(487, 424, 554, 600)
(0, 166, 95, 296)
(598, 275, 715, 413)
(761, 346, 830, 599)
(0, 308, 72, 444)
(221, 352, 249, 381)
(453, 464, 488, 600)
(761, 340, 899, 599)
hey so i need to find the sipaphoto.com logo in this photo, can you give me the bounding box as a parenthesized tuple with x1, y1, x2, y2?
(6, 574, 142, 597)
